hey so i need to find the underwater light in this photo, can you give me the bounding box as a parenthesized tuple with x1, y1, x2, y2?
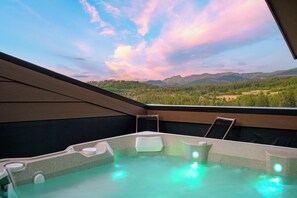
(192, 151, 199, 159)
(191, 162, 198, 169)
(273, 163, 283, 173)
(112, 171, 127, 179)
(114, 164, 120, 168)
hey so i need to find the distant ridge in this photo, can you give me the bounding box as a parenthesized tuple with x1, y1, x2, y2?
(144, 67, 297, 86)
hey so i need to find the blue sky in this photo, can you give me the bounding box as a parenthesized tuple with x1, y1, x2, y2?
(0, 0, 296, 81)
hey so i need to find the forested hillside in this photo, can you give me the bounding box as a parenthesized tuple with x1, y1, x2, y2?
(145, 67, 297, 86)
(89, 77, 297, 107)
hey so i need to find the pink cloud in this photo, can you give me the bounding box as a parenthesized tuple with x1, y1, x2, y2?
(99, 1, 121, 16)
(112, 42, 148, 60)
(106, 41, 169, 80)
(131, 0, 159, 36)
(75, 41, 92, 55)
(113, 45, 132, 59)
(106, 0, 275, 81)
(100, 28, 116, 36)
(80, 0, 106, 27)
(105, 61, 169, 81)
(80, 0, 116, 36)
(149, 0, 273, 57)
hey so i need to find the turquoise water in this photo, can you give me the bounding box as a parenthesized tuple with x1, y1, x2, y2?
(16, 155, 297, 198)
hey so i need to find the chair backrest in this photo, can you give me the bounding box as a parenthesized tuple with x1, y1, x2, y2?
(204, 117, 236, 139)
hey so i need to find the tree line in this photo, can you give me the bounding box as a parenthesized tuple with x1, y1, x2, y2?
(89, 76, 297, 107)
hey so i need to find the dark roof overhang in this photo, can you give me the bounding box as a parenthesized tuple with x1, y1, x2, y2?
(266, 0, 297, 59)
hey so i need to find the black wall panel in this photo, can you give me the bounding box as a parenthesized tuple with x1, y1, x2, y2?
(1, 117, 296, 159)
(0, 115, 135, 158)
(159, 121, 297, 148)
(159, 121, 210, 137)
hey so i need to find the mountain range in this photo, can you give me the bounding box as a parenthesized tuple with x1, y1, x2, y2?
(145, 67, 297, 86)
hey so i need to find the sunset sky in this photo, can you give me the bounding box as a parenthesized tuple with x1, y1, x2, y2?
(0, 0, 296, 81)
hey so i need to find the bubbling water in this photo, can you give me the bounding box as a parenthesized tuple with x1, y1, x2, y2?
(15, 155, 297, 198)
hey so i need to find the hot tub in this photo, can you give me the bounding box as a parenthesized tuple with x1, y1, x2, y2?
(1, 132, 296, 197)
